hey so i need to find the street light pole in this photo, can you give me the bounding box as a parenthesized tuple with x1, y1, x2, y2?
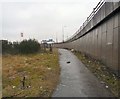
(62, 26, 67, 43)
(56, 32, 58, 43)
(62, 26, 64, 42)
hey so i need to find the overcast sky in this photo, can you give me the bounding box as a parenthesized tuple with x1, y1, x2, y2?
(1, 0, 100, 42)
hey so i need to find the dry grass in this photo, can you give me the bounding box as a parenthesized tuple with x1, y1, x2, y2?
(2, 49, 60, 97)
(0, 54, 2, 98)
(74, 51, 120, 97)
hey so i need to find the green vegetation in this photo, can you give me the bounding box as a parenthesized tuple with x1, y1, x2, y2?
(74, 51, 120, 97)
(2, 39, 40, 54)
(2, 49, 60, 97)
(2, 40, 13, 54)
(19, 39, 40, 54)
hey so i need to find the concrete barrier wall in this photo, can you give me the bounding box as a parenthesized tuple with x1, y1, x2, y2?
(54, 2, 120, 75)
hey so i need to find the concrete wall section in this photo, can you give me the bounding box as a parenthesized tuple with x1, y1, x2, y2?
(54, 2, 120, 75)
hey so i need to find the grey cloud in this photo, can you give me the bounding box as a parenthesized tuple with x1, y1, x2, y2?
(2, 0, 100, 42)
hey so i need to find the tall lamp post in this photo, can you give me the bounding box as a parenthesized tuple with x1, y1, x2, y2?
(62, 26, 67, 42)
(56, 32, 58, 43)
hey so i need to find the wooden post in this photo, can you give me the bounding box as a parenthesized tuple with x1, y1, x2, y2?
(22, 76, 26, 89)
(43, 43, 46, 52)
(49, 44, 52, 52)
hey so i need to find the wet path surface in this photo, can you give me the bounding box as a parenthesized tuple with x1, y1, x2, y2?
(52, 49, 114, 97)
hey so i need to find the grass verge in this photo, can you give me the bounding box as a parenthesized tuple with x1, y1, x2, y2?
(2, 48, 60, 97)
(74, 51, 120, 97)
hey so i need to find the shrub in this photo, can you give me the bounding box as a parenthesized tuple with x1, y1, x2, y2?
(19, 39, 40, 54)
(2, 39, 40, 54)
(12, 41, 20, 54)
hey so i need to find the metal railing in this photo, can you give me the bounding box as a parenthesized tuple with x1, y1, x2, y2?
(65, 0, 105, 42)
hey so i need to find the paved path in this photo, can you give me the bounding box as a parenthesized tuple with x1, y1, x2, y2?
(52, 49, 114, 97)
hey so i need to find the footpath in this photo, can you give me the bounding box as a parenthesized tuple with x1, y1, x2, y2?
(52, 49, 114, 97)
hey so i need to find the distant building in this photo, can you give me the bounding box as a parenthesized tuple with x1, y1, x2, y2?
(41, 39, 55, 44)
(41, 40, 47, 44)
(0, 40, 8, 45)
(41, 39, 55, 48)
(0, 40, 8, 54)
(47, 39, 55, 44)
